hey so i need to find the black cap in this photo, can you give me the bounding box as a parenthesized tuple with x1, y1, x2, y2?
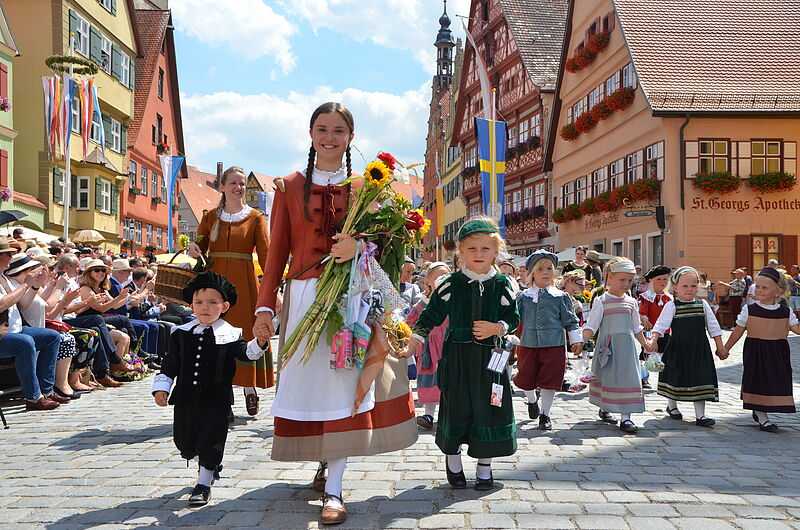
(182, 270, 238, 315)
(644, 265, 671, 280)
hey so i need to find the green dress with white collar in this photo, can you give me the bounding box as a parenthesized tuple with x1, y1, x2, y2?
(412, 269, 520, 458)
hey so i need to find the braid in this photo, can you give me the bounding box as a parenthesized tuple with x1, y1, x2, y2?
(345, 145, 352, 178)
(303, 145, 316, 221)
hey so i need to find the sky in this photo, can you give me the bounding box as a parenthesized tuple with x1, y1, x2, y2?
(170, 0, 471, 177)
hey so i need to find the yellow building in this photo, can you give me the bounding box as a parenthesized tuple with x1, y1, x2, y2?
(7, 0, 140, 249)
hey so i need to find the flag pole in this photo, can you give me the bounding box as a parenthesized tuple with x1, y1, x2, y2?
(63, 34, 74, 242)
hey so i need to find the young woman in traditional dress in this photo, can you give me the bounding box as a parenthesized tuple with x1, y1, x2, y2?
(725, 267, 800, 432)
(189, 166, 271, 417)
(252, 102, 417, 525)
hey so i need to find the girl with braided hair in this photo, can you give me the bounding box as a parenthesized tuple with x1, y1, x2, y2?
(189, 166, 271, 417)
(253, 102, 417, 525)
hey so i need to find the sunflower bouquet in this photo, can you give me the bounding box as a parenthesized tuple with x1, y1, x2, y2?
(280, 153, 428, 368)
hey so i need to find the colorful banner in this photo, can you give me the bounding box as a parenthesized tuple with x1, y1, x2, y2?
(159, 154, 185, 252)
(91, 83, 105, 155)
(61, 74, 77, 157)
(475, 117, 507, 236)
(79, 79, 95, 159)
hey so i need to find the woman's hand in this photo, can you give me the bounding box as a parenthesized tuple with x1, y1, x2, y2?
(153, 391, 168, 407)
(330, 234, 357, 263)
(400, 337, 422, 358)
(187, 242, 201, 259)
(473, 320, 503, 340)
(63, 288, 81, 304)
(570, 342, 584, 356)
(253, 311, 274, 343)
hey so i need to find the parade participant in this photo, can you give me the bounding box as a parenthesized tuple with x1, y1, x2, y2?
(560, 270, 589, 324)
(582, 257, 649, 434)
(189, 166, 271, 417)
(724, 267, 800, 432)
(638, 265, 672, 388)
(406, 217, 519, 490)
(648, 266, 727, 427)
(719, 269, 747, 323)
(562, 245, 593, 279)
(514, 250, 582, 431)
(405, 261, 451, 429)
(252, 102, 417, 525)
(399, 256, 423, 308)
(152, 271, 268, 505)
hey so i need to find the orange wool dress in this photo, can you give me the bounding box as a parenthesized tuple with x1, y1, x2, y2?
(197, 207, 273, 388)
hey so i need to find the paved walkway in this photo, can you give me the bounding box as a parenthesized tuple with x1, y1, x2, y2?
(1, 332, 799, 529)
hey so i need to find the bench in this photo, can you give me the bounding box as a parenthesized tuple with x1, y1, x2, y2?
(0, 359, 20, 428)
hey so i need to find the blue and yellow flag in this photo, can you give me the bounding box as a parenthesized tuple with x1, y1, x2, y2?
(475, 117, 507, 235)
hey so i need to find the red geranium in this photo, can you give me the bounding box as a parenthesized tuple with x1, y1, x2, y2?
(574, 112, 597, 134)
(560, 123, 579, 141)
(377, 152, 397, 170)
(405, 209, 425, 231)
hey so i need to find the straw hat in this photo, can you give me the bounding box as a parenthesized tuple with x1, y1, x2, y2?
(586, 250, 603, 265)
(79, 257, 94, 270)
(111, 258, 132, 271)
(82, 258, 110, 274)
(5, 253, 43, 276)
(33, 254, 57, 268)
(0, 237, 16, 254)
(26, 246, 45, 259)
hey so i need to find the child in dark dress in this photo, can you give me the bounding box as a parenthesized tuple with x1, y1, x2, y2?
(152, 271, 269, 505)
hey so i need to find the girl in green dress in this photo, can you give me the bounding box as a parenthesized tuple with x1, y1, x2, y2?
(405, 218, 519, 491)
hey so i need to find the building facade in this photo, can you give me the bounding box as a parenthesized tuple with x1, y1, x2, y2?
(124, 7, 185, 254)
(178, 164, 219, 241)
(452, 0, 567, 257)
(547, 0, 800, 279)
(245, 171, 273, 209)
(8, 0, 140, 248)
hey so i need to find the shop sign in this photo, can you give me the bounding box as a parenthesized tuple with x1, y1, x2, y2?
(691, 195, 800, 213)
(584, 212, 619, 230)
(624, 209, 654, 217)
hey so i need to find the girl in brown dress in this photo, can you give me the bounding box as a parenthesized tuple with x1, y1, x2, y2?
(189, 166, 272, 415)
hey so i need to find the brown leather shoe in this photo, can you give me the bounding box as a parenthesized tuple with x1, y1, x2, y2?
(26, 397, 60, 411)
(46, 392, 70, 404)
(320, 493, 346, 525)
(312, 463, 327, 491)
(245, 393, 259, 416)
(96, 375, 123, 388)
(109, 361, 136, 373)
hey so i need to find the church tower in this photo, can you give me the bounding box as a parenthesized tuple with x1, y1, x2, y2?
(434, 0, 455, 91)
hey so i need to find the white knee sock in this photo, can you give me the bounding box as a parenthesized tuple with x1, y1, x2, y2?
(667, 398, 679, 410)
(755, 411, 770, 424)
(324, 457, 347, 503)
(424, 403, 437, 417)
(197, 466, 215, 487)
(243, 387, 256, 397)
(476, 458, 492, 479)
(524, 389, 539, 403)
(693, 401, 706, 419)
(620, 413, 631, 423)
(539, 389, 556, 417)
(446, 450, 463, 474)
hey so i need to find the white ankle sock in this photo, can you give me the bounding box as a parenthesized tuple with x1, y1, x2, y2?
(755, 411, 770, 423)
(524, 389, 538, 403)
(324, 457, 347, 499)
(667, 398, 679, 410)
(424, 403, 437, 417)
(243, 386, 256, 397)
(446, 453, 463, 474)
(539, 389, 556, 417)
(197, 466, 215, 487)
(693, 401, 706, 419)
(476, 458, 492, 479)
(620, 413, 631, 423)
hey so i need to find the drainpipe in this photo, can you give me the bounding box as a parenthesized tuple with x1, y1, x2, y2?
(679, 114, 691, 210)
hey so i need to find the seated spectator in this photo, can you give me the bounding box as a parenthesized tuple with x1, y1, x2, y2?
(107, 259, 159, 364)
(0, 241, 63, 411)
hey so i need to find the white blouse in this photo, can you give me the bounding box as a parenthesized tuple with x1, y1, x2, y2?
(583, 294, 643, 335)
(303, 165, 348, 186)
(652, 299, 722, 337)
(219, 205, 253, 223)
(736, 301, 799, 328)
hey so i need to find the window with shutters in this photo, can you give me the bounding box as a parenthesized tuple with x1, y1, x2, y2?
(575, 176, 588, 203)
(100, 36, 112, 74)
(53, 169, 65, 204)
(561, 181, 575, 208)
(141, 167, 149, 195)
(0, 64, 7, 99)
(156, 114, 163, 143)
(751, 140, 782, 174)
(699, 139, 729, 173)
(626, 150, 643, 183)
(129, 161, 137, 188)
(751, 234, 781, 271)
(100, 0, 113, 13)
(622, 62, 637, 89)
(100, 180, 111, 213)
(161, 176, 166, 199)
(523, 186, 533, 208)
(602, 11, 615, 32)
(157, 227, 163, 248)
(152, 172, 159, 197)
(73, 14, 90, 57)
(534, 181, 546, 207)
(158, 68, 164, 99)
(645, 141, 664, 179)
(609, 159, 624, 189)
(120, 54, 130, 87)
(71, 97, 80, 133)
(135, 221, 142, 244)
(77, 177, 90, 210)
(110, 119, 121, 152)
(90, 112, 102, 143)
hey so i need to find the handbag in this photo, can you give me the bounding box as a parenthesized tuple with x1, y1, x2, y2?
(46, 319, 73, 333)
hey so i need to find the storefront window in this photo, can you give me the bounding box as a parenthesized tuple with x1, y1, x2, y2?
(751, 140, 781, 175)
(699, 140, 728, 172)
(752, 235, 780, 271)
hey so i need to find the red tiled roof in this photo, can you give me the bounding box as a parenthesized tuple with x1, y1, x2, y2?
(613, 0, 800, 112)
(12, 191, 46, 209)
(128, 9, 170, 145)
(391, 174, 424, 203)
(182, 166, 220, 215)
(248, 171, 275, 192)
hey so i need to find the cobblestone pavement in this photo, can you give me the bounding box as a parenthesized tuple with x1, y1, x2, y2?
(1, 333, 799, 529)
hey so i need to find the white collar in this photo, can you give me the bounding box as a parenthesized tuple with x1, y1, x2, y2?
(176, 318, 242, 345)
(461, 266, 497, 283)
(639, 288, 670, 304)
(754, 301, 781, 310)
(219, 205, 252, 223)
(302, 165, 348, 186)
(522, 284, 563, 301)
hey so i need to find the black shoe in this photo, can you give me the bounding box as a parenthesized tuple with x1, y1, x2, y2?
(752, 411, 759, 423)
(527, 401, 540, 419)
(188, 484, 211, 505)
(538, 414, 552, 430)
(695, 417, 716, 427)
(445, 455, 466, 489)
(227, 407, 235, 424)
(619, 419, 638, 434)
(666, 407, 683, 420)
(54, 387, 80, 399)
(598, 410, 618, 424)
(417, 414, 434, 429)
(758, 421, 779, 433)
(474, 463, 493, 491)
(213, 465, 223, 484)
(641, 379, 651, 389)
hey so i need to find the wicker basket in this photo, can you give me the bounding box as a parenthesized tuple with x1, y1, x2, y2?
(154, 254, 205, 305)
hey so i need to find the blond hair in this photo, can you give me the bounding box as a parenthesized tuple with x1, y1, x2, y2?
(603, 256, 633, 287)
(457, 215, 507, 255)
(210, 165, 247, 242)
(77, 267, 110, 292)
(560, 269, 587, 289)
(527, 257, 556, 286)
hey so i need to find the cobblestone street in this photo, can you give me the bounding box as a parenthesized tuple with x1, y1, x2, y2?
(1, 333, 799, 529)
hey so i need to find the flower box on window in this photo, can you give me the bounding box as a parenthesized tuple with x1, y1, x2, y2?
(692, 172, 742, 194)
(560, 123, 579, 142)
(156, 142, 169, 155)
(172, 204, 179, 211)
(151, 197, 165, 204)
(129, 186, 142, 195)
(145, 244, 157, 252)
(565, 30, 611, 73)
(747, 171, 796, 193)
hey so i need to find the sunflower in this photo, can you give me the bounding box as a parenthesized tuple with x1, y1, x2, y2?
(365, 160, 391, 187)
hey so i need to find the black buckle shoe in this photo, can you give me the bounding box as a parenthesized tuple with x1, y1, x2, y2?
(695, 417, 715, 428)
(538, 414, 552, 430)
(758, 421, 779, 433)
(474, 463, 493, 491)
(666, 407, 683, 420)
(619, 419, 638, 434)
(527, 401, 540, 419)
(598, 410, 618, 424)
(416, 414, 434, 430)
(188, 484, 211, 505)
(641, 379, 651, 389)
(445, 455, 467, 489)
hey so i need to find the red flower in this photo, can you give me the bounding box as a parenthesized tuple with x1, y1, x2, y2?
(377, 152, 397, 170)
(405, 209, 425, 231)
(560, 124, 579, 141)
(574, 112, 597, 134)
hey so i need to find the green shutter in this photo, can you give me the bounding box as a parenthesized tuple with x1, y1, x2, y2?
(111, 184, 118, 214)
(111, 45, 121, 81)
(52, 168, 63, 203)
(90, 26, 101, 64)
(69, 10, 78, 43)
(71, 175, 77, 208)
(102, 114, 112, 147)
(95, 178, 103, 210)
(128, 58, 135, 89)
(121, 125, 127, 153)
(111, 0, 117, 15)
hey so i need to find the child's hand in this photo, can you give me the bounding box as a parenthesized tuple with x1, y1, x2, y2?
(716, 347, 729, 360)
(153, 391, 168, 407)
(570, 343, 584, 356)
(399, 337, 421, 358)
(473, 320, 502, 340)
(644, 339, 657, 352)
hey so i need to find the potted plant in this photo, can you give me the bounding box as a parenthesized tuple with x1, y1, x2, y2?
(574, 111, 598, 134)
(629, 178, 661, 200)
(532, 205, 546, 218)
(156, 141, 169, 155)
(606, 87, 635, 111)
(579, 197, 598, 215)
(560, 123, 579, 141)
(693, 171, 742, 194)
(747, 171, 796, 193)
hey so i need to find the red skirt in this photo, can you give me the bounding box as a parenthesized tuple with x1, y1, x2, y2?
(513, 345, 567, 391)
